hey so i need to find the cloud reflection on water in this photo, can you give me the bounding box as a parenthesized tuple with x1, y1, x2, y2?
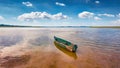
(0, 28, 119, 68)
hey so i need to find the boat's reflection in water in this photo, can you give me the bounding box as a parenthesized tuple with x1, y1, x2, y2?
(54, 41, 77, 59)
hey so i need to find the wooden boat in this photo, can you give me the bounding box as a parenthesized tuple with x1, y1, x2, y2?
(54, 41, 77, 59)
(54, 36, 78, 52)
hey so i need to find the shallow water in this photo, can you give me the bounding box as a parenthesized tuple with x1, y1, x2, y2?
(0, 28, 120, 68)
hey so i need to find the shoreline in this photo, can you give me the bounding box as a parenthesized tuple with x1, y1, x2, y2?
(0, 26, 120, 28)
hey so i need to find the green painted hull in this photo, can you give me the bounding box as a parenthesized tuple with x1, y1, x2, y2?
(54, 41, 77, 59)
(54, 36, 78, 52)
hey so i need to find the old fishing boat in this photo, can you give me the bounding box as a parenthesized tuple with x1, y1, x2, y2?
(54, 41, 77, 59)
(54, 36, 78, 52)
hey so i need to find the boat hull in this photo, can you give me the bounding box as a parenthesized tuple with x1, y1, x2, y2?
(54, 36, 77, 52)
(54, 41, 77, 59)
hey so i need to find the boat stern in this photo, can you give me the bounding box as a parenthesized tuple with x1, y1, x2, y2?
(72, 45, 78, 52)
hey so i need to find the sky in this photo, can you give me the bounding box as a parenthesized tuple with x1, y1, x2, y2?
(0, 0, 120, 26)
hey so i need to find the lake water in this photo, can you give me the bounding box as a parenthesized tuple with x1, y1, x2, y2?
(0, 28, 120, 68)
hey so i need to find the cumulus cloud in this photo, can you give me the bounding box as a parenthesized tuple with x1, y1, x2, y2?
(55, 2, 66, 6)
(112, 19, 120, 24)
(17, 12, 68, 21)
(95, 1, 100, 4)
(0, 16, 4, 20)
(117, 13, 120, 18)
(78, 11, 101, 21)
(94, 16, 101, 20)
(78, 11, 94, 18)
(98, 13, 115, 17)
(22, 1, 33, 7)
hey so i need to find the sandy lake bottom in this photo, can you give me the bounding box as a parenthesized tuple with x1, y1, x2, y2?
(0, 28, 120, 68)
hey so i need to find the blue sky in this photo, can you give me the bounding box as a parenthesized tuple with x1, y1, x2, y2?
(0, 0, 120, 26)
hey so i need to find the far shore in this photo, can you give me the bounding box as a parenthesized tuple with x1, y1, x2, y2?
(0, 24, 120, 28)
(90, 26, 120, 28)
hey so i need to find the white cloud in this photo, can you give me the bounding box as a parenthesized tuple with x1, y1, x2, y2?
(94, 16, 101, 20)
(22, 1, 33, 7)
(78, 11, 101, 21)
(95, 1, 100, 4)
(117, 13, 120, 18)
(55, 2, 66, 6)
(17, 12, 68, 21)
(52, 12, 68, 20)
(78, 11, 94, 18)
(98, 13, 115, 17)
(0, 16, 4, 20)
(112, 19, 120, 24)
